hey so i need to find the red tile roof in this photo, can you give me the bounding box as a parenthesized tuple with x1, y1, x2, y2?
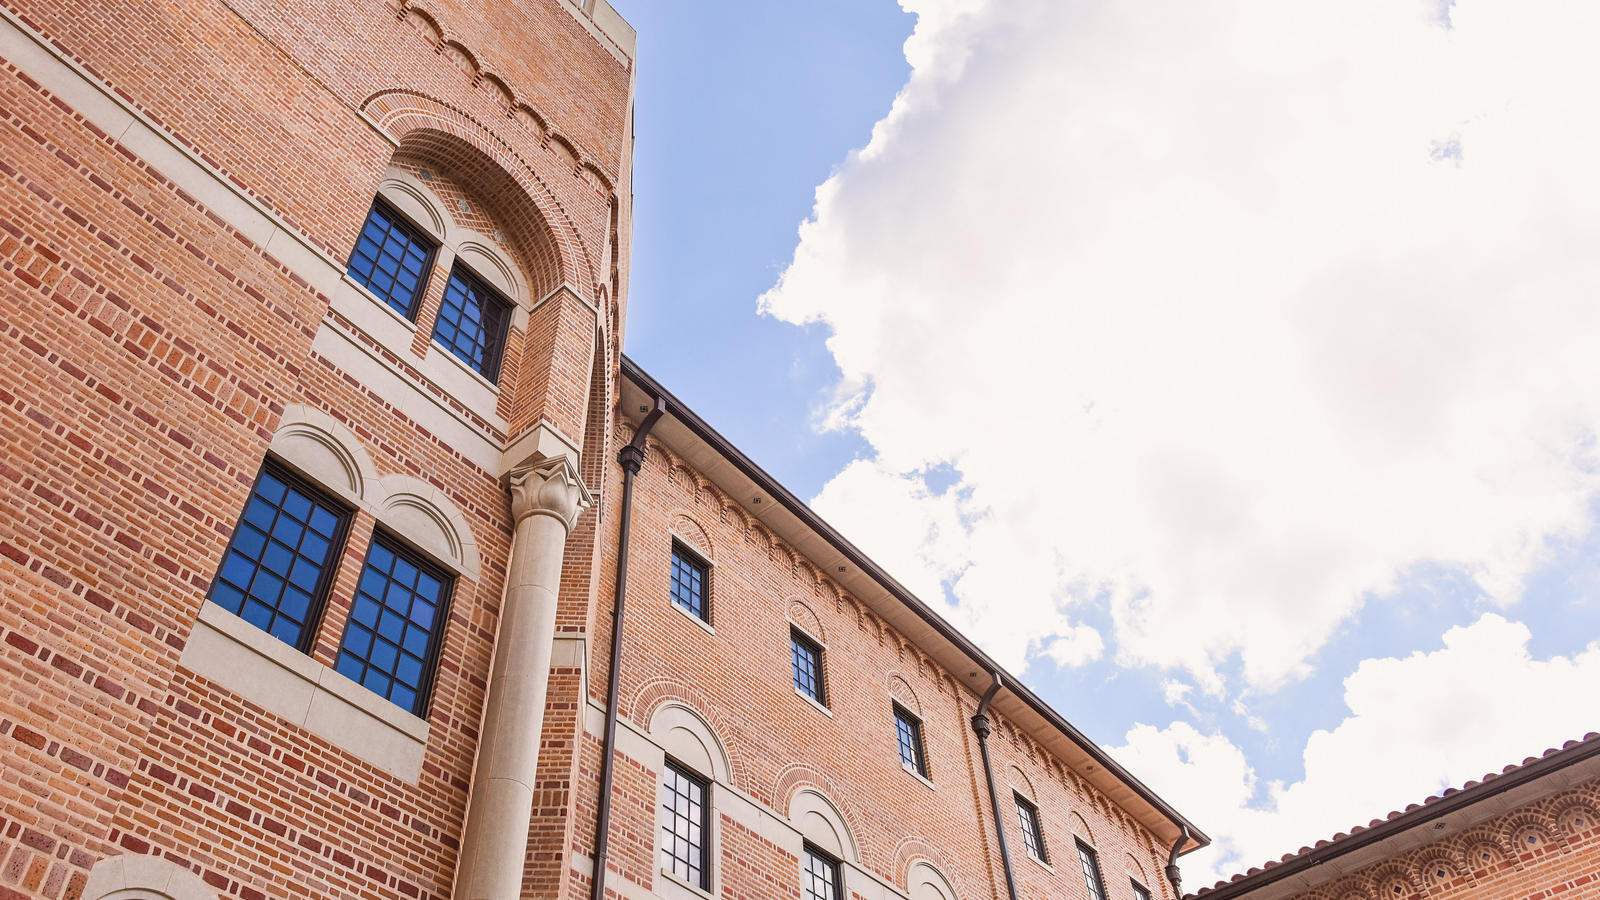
(1188, 732, 1600, 899)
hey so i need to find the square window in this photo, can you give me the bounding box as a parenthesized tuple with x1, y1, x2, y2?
(893, 704, 929, 778)
(333, 533, 454, 716)
(802, 844, 842, 900)
(1015, 793, 1047, 863)
(346, 200, 436, 319)
(660, 760, 710, 890)
(431, 265, 513, 382)
(669, 542, 710, 623)
(207, 462, 350, 651)
(1076, 841, 1108, 900)
(791, 628, 826, 706)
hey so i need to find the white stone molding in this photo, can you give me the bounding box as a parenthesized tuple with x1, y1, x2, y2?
(268, 406, 481, 578)
(376, 172, 448, 241)
(788, 787, 860, 864)
(649, 701, 731, 784)
(179, 602, 429, 783)
(83, 855, 218, 900)
(507, 452, 592, 529)
(374, 474, 482, 578)
(907, 860, 959, 900)
(501, 420, 583, 477)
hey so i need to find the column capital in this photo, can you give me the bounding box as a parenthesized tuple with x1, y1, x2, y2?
(507, 452, 592, 530)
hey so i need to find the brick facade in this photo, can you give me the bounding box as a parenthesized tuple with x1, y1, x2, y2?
(0, 2, 1204, 900)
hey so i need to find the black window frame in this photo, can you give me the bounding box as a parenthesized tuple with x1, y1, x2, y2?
(1130, 878, 1152, 900)
(1075, 840, 1108, 900)
(893, 703, 929, 778)
(332, 528, 456, 717)
(790, 626, 826, 706)
(660, 758, 711, 891)
(345, 197, 438, 320)
(1015, 792, 1048, 863)
(801, 842, 843, 900)
(668, 540, 711, 624)
(205, 458, 352, 654)
(430, 262, 514, 383)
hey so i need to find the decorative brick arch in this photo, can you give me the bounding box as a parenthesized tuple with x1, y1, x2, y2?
(773, 764, 872, 861)
(631, 681, 750, 791)
(358, 90, 596, 301)
(892, 840, 975, 900)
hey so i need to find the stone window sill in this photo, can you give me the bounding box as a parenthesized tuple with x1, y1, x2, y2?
(658, 867, 716, 900)
(902, 762, 937, 792)
(669, 599, 715, 636)
(178, 602, 428, 782)
(794, 688, 833, 718)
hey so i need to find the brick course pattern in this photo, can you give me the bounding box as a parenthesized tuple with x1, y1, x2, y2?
(0, 0, 1203, 899)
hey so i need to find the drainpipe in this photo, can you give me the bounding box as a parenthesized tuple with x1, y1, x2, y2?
(1165, 826, 1189, 897)
(588, 395, 666, 900)
(972, 670, 1020, 900)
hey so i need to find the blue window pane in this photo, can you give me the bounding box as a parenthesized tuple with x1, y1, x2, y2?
(333, 535, 451, 715)
(378, 609, 406, 642)
(309, 507, 340, 538)
(346, 202, 435, 318)
(352, 595, 380, 626)
(390, 685, 416, 712)
(234, 525, 267, 559)
(207, 466, 347, 650)
(396, 653, 423, 686)
(335, 653, 364, 681)
(669, 545, 709, 622)
(370, 640, 398, 672)
(431, 266, 512, 381)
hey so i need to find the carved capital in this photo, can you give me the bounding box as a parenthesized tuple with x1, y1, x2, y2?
(507, 453, 592, 530)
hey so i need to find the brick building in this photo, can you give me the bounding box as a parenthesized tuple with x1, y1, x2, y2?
(0, 1, 1210, 899)
(1191, 735, 1600, 900)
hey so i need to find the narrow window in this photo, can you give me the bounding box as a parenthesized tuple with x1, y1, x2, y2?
(660, 760, 710, 890)
(431, 264, 513, 382)
(668, 541, 709, 622)
(346, 199, 435, 319)
(791, 628, 825, 705)
(1075, 840, 1107, 900)
(893, 704, 928, 778)
(1015, 793, 1047, 863)
(802, 843, 842, 900)
(1130, 879, 1152, 900)
(334, 533, 453, 715)
(207, 462, 349, 650)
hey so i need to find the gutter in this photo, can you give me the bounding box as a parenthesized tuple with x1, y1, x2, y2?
(622, 354, 1208, 852)
(1193, 735, 1600, 899)
(588, 393, 666, 900)
(973, 671, 1020, 900)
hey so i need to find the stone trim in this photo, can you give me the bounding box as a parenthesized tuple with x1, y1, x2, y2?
(83, 855, 218, 900)
(179, 603, 429, 783)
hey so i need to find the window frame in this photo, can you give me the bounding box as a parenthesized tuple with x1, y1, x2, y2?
(430, 262, 515, 383)
(892, 702, 929, 779)
(668, 539, 712, 624)
(204, 458, 353, 654)
(659, 758, 712, 891)
(790, 626, 826, 706)
(333, 528, 456, 717)
(1130, 878, 1153, 900)
(801, 842, 843, 900)
(1074, 839, 1108, 900)
(345, 197, 439, 320)
(1014, 792, 1048, 864)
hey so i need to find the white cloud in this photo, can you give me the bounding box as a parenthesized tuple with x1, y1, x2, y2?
(1043, 623, 1105, 668)
(1111, 615, 1600, 889)
(762, 0, 1600, 687)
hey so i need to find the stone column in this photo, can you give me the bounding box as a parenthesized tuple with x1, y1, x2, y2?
(455, 453, 591, 900)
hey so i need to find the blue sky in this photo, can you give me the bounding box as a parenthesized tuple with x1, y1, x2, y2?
(611, 0, 1600, 887)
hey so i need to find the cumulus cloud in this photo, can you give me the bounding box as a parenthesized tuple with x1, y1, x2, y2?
(762, 0, 1600, 688)
(1111, 615, 1600, 888)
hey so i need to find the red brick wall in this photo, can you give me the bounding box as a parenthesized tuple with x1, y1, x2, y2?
(0, 0, 630, 896)
(574, 418, 1180, 900)
(1254, 775, 1600, 900)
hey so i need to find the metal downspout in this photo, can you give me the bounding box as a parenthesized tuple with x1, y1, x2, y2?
(973, 671, 1020, 900)
(588, 395, 666, 900)
(1166, 826, 1189, 897)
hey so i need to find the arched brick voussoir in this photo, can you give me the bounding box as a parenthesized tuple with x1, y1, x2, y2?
(358, 90, 599, 302)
